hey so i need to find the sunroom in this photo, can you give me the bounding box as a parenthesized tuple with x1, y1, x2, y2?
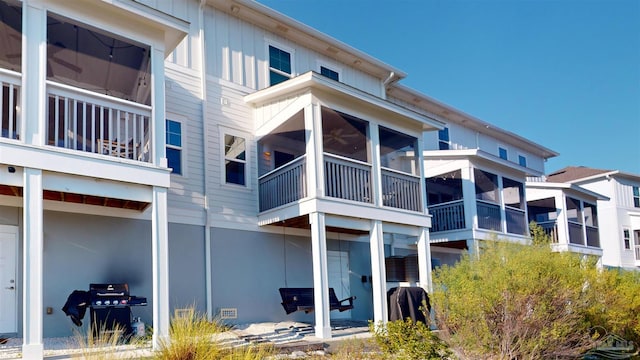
(246, 71, 443, 338)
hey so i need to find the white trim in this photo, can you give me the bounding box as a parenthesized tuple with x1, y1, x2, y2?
(166, 115, 187, 178)
(219, 126, 251, 189)
(265, 38, 295, 86)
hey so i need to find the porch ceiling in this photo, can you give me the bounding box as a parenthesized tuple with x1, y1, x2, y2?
(0, 184, 149, 211)
(274, 215, 369, 236)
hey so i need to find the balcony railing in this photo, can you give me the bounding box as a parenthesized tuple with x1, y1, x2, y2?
(568, 222, 584, 245)
(0, 69, 20, 140)
(258, 156, 307, 212)
(635, 245, 640, 261)
(46, 81, 152, 162)
(505, 207, 527, 235)
(585, 225, 600, 248)
(537, 221, 559, 243)
(324, 153, 372, 204)
(477, 201, 501, 231)
(429, 200, 465, 232)
(381, 168, 421, 212)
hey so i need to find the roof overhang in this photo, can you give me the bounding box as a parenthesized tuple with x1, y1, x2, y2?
(388, 84, 559, 160)
(245, 72, 444, 132)
(525, 181, 609, 201)
(424, 149, 544, 177)
(205, 0, 406, 82)
(569, 170, 640, 184)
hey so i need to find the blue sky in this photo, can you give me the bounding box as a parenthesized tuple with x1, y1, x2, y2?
(259, 0, 640, 175)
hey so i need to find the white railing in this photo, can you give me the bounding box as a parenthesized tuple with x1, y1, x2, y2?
(477, 201, 501, 231)
(568, 222, 584, 245)
(258, 156, 307, 212)
(381, 168, 422, 212)
(46, 81, 152, 162)
(0, 69, 21, 140)
(537, 221, 559, 243)
(635, 245, 640, 261)
(586, 225, 600, 248)
(324, 153, 372, 204)
(505, 207, 527, 235)
(429, 200, 465, 232)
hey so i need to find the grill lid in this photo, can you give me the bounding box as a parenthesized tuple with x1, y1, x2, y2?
(89, 283, 129, 297)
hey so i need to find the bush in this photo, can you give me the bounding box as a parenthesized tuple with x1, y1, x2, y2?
(369, 319, 453, 360)
(432, 239, 596, 359)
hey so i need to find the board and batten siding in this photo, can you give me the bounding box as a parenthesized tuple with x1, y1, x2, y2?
(165, 67, 206, 226)
(203, 6, 383, 96)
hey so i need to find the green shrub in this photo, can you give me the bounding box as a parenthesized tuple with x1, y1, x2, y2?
(369, 319, 453, 360)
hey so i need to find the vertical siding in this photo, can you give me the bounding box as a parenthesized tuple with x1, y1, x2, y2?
(203, 7, 382, 95)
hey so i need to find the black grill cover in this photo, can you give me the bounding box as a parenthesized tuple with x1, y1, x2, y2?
(387, 287, 431, 324)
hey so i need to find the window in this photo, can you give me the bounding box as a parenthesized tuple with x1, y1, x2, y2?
(438, 127, 450, 150)
(498, 146, 508, 160)
(633, 186, 640, 208)
(623, 229, 631, 250)
(224, 134, 246, 186)
(518, 155, 527, 167)
(320, 66, 339, 81)
(166, 120, 182, 175)
(268, 45, 291, 86)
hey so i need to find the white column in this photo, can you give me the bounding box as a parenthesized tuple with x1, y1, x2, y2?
(370, 220, 387, 325)
(22, 168, 43, 359)
(369, 125, 382, 206)
(417, 227, 432, 293)
(310, 212, 331, 338)
(152, 186, 170, 350)
(304, 103, 323, 198)
(461, 165, 476, 231)
(151, 47, 167, 167)
(556, 193, 569, 246)
(22, 0, 47, 147)
(497, 175, 506, 233)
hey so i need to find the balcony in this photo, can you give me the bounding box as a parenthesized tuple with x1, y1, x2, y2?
(585, 225, 599, 248)
(477, 201, 501, 231)
(568, 222, 584, 245)
(381, 168, 422, 212)
(0, 69, 20, 140)
(505, 207, 527, 235)
(259, 156, 307, 212)
(46, 82, 152, 163)
(324, 153, 372, 204)
(537, 221, 559, 243)
(429, 200, 465, 232)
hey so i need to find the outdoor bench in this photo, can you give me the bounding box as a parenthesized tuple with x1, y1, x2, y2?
(278, 287, 356, 315)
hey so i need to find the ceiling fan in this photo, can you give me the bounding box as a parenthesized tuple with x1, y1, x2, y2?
(323, 128, 359, 145)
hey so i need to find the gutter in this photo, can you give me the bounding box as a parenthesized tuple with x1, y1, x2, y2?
(199, 0, 214, 321)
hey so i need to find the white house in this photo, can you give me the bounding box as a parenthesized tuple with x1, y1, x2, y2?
(545, 166, 640, 269)
(386, 85, 558, 265)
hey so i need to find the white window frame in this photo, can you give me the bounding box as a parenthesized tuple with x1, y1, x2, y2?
(317, 59, 342, 81)
(438, 126, 450, 150)
(623, 228, 631, 250)
(498, 144, 508, 161)
(633, 186, 640, 208)
(220, 126, 251, 189)
(166, 115, 186, 177)
(265, 39, 295, 86)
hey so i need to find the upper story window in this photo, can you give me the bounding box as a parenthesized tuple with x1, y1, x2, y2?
(166, 119, 182, 175)
(224, 133, 247, 186)
(438, 127, 450, 150)
(518, 155, 527, 167)
(320, 66, 339, 81)
(633, 186, 640, 208)
(0, 0, 21, 73)
(498, 146, 508, 160)
(379, 126, 417, 175)
(623, 229, 631, 250)
(47, 12, 151, 105)
(268, 45, 292, 86)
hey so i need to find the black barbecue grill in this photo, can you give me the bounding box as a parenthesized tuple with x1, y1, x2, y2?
(88, 283, 147, 337)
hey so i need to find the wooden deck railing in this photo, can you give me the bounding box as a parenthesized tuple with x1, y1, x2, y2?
(477, 201, 501, 231)
(585, 225, 600, 248)
(537, 221, 559, 243)
(429, 200, 465, 232)
(258, 156, 307, 212)
(46, 81, 152, 162)
(568, 222, 584, 245)
(0, 69, 20, 140)
(381, 168, 421, 212)
(324, 153, 372, 204)
(505, 207, 527, 235)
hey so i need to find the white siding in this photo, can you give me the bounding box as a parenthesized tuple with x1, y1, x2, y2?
(202, 7, 382, 95)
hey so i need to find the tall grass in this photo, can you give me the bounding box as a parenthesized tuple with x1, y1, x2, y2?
(71, 323, 135, 360)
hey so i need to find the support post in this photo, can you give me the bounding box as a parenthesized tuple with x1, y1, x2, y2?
(370, 220, 387, 325)
(417, 227, 432, 293)
(152, 186, 170, 350)
(22, 168, 44, 359)
(310, 212, 331, 338)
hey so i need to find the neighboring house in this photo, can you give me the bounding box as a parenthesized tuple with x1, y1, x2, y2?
(545, 166, 640, 270)
(387, 85, 558, 265)
(0, 0, 188, 357)
(526, 176, 605, 261)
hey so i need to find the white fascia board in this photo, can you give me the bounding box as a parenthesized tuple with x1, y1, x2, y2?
(525, 181, 609, 201)
(424, 149, 542, 177)
(0, 143, 170, 187)
(245, 72, 444, 131)
(43, 172, 153, 203)
(570, 170, 640, 185)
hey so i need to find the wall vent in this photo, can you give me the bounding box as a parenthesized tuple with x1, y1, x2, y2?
(174, 308, 194, 320)
(219, 308, 238, 319)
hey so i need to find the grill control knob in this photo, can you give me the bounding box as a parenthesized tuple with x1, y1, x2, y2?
(96, 301, 102, 306)
(104, 300, 111, 305)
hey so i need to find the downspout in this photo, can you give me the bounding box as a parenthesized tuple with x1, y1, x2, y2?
(382, 71, 396, 99)
(199, 0, 213, 321)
